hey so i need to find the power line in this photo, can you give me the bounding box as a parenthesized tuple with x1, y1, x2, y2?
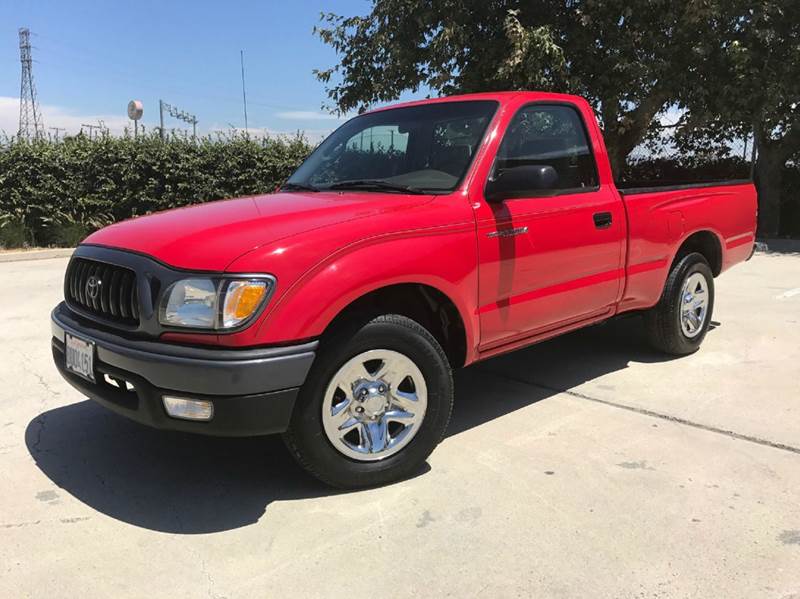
(18, 28, 44, 140)
(23, 31, 344, 136)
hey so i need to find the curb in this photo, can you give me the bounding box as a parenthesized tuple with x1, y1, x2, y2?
(756, 238, 800, 254)
(0, 248, 74, 263)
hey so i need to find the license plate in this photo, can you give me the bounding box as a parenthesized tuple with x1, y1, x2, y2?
(65, 333, 95, 382)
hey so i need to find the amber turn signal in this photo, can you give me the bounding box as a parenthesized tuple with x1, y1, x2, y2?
(222, 280, 269, 328)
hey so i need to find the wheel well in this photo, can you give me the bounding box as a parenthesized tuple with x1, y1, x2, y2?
(323, 284, 468, 368)
(673, 231, 722, 276)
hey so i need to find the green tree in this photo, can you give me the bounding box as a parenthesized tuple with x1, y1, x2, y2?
(680, 0, 800, 236)
(314, 0, 715, 175)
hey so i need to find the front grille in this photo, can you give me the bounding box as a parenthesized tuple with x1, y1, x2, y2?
(65, 258, 140, 325)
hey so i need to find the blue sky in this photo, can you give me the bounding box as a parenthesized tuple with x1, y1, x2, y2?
(0, 0, 426, 139)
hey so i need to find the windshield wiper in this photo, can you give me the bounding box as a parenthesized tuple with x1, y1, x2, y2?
(281, 182, 319, 192)
(326, 179, 426, 194)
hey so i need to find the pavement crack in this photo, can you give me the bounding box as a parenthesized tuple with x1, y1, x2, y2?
(30, 414, 48, 455)
(1, 520, 41, 529)
(19, 351, 61, 400)
(482, 370, 800, 456)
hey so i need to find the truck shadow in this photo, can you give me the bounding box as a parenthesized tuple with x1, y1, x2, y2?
(25, 404, 335, 534)
(26, 315, 683, 534)
(450, 315, 682, 436)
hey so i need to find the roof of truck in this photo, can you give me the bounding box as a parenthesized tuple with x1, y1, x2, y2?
(366, 91, 586, 113)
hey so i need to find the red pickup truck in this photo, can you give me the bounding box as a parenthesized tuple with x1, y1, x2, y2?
(51, 92, 757, 488)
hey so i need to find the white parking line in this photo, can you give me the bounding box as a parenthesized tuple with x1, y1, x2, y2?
(775, 287, 800, 300)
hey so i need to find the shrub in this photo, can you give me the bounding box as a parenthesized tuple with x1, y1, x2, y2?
(0, 217, 29, 248)
(0, 131, 313, 248)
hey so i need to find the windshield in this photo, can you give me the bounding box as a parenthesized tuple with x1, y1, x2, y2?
(286, 100, 498, 194)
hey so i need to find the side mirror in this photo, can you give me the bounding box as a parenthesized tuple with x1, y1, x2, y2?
(486, 165, 559, 202)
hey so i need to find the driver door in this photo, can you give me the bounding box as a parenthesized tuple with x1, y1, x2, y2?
(476, 103, 625, 349)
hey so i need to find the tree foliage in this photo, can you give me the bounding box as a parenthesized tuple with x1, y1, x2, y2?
(315, 1, 715, 173)
(316, 0, 800, 235)
(678, 0, 800, 235)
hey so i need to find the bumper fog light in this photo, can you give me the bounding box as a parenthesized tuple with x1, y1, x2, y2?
(162, 396, 214, 421)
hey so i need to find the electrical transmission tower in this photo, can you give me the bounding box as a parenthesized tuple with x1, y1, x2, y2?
(18, 28, 44, 140)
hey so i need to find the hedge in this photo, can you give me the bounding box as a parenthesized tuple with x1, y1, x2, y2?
(2, 132, 798, 247)
(0, 132, 313, 248)
(619, 156, 752, 189)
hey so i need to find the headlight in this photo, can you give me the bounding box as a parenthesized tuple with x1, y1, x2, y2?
(160, 276, 274, 330)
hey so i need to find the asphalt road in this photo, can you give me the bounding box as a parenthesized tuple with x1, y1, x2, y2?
(1, 252, 799, 598)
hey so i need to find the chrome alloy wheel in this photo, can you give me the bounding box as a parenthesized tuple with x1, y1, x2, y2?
(679, 272, 709, 338)
(321, 349, 428, 461)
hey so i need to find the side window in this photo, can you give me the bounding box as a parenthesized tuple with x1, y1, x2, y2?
(495, 104, 598, 193)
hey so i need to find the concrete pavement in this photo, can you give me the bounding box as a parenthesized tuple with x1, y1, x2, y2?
(1, 253, 798, 598)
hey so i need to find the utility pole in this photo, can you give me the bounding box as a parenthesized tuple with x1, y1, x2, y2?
(81, 123, 97, 139)
(159, 99, 165, 140)
(240, 50, 249, 132)
(159, 99, 198, 140)
(18, 28, 44, 140)
(49, 127, 66, 140)
(81, 121, 108, 139)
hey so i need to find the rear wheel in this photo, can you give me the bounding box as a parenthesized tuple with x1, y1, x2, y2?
(283, 314, 453, 489)
(645, 252, 715, 355)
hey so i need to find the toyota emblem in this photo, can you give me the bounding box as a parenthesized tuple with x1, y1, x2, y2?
(85, 276, 101, 300)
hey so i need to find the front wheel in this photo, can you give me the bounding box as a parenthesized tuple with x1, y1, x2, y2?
(283, 314, 453, 489)
(645, 252, 715, 355)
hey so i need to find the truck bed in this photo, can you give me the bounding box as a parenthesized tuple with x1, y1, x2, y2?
(617, 180, 758, 314)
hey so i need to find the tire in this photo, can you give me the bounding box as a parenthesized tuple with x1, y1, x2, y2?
(645, 252, 715, 355)
(283, 314, 454, 489)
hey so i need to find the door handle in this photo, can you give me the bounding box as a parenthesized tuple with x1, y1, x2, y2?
(593, 212, 612, 229)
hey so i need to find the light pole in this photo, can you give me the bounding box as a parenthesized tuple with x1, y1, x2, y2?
(128, 100, 143, 137)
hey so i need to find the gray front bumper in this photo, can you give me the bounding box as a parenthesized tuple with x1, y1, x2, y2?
(51, 303, 318, 436)
(51, 302, 316, 396)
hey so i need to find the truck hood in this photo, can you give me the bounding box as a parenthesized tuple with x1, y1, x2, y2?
(83, 191, 433, 271)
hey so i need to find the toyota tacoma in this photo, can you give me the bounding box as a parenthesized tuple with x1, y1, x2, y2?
(51, 92, 757, 488)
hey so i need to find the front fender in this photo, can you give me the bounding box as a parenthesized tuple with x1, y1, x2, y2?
(257, 227, 479, 354)
(219, 219, 480, 360)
